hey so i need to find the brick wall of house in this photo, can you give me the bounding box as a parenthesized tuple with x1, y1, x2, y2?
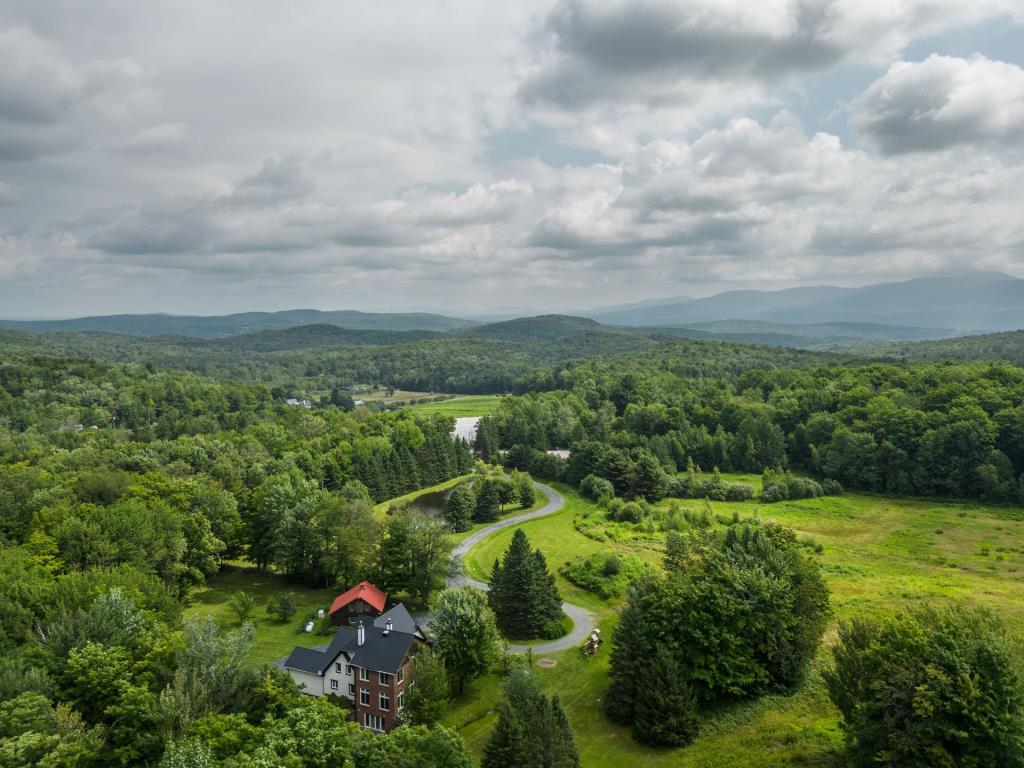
(351, 652, 416, 732)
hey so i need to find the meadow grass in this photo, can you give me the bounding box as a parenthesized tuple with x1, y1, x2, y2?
(445, 479, 1024, 767)
(404, 395, 502, 417)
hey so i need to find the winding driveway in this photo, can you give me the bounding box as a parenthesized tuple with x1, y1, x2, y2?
(447, 482, 595, 654)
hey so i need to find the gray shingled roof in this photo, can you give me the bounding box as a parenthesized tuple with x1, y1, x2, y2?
(372, 604, 423, 637)
(283, 605, 421, 676)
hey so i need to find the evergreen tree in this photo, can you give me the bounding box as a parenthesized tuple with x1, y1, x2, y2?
(474, 479, 501, 523)
(443, 486, 474, 533)
(481, 700, 527, 768)
(632, 649, 699, 747)
(483, 670, 579, 768)
(546, 696, 580, 768)
(512, 471, 536, 508)
(488, 529, 562, 638)
(605, 588, 646, 725)
(474, 417, 500, 462)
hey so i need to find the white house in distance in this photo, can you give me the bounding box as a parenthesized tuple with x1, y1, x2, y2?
(282, 602, 425, 733)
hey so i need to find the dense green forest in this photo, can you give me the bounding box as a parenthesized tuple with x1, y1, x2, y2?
(0, 324, 846, 395)
(822, 328, 1024, 366)
(490, 360, 1024, 502)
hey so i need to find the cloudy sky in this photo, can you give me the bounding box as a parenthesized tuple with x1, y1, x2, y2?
(2, 0, 1023, 317)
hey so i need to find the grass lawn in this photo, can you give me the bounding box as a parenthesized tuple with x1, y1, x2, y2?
(405, 395, 502, 418)
(183, 564, 339, 666)
(444, 479, 1024, 767)
(450, 489, 553, 546)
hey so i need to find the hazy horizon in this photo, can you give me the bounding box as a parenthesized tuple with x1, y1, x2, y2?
(2, 2, 1024, 317)
(1, 268, 1020, 322)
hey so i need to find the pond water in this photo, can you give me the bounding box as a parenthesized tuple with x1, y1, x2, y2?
(400, 482, 466, 517)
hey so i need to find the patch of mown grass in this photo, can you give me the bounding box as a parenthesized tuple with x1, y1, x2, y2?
(183, 563, 339, 666)
(404, 395, 502, 417)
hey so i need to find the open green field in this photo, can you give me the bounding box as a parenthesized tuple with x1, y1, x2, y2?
(404, 395, 502, 417)
(183, 564, 339, 665)
(354, 388, 437, 404)
(446, 480, 1024, 767)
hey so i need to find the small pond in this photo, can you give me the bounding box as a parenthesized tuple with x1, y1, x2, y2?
(397, 481, 468, 517)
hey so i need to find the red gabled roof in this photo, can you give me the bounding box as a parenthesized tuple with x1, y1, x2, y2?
(329, 581, 387, 615)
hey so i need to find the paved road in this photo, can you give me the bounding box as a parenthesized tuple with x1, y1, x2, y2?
(447, 482, 595, 655)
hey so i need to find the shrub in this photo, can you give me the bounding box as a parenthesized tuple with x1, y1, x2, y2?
(820, 478, 843, 495)
(611, 501, 645, 523)
(580, 474, 615, 501)
(560, 552, 657, 599)
(539, 614, 572, 640)
(265, 592, 297, 622)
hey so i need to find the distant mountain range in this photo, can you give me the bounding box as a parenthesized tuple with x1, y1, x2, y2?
(584, 272, 1024, 333)
(3, 271, 1023, 343)
(0, 309, 471, 338)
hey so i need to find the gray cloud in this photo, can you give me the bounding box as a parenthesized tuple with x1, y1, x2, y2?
(853, 55, 1024, 154)
(520, 0, 1021, 111)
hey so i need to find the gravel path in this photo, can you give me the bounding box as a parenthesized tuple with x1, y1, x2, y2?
(446, 482, 595, 655)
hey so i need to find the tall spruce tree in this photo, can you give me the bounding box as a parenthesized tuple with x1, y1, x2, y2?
(474, 479, 501, 523)
(443, 486, 474, 533)
(488, 529, 562, 638)
(632, 649, 700, 747)
(481, 700, 527, 768)
(605, 604, 642, 724)
(482, 671, 579, 768)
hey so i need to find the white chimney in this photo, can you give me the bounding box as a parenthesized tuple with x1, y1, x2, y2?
(357, 620, 365, 646)
(384, 618, 392, 636)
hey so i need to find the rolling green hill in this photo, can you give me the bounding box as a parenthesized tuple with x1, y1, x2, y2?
(0, 308, 472, 337)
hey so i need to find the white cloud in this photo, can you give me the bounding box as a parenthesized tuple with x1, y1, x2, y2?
(853, 55, 1024, 153)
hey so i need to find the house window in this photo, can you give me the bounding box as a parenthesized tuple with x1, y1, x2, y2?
(359, 668, 369, 681)
(359, 688, 370, 706)
(378, 671, 391, 685)
(335, 662, 341, 673)
(348, 683, 355, 696)
(397, 691, 404, 710)
(397, 668, 404, 683)
(379, 692, 390, 711)
(345, 665, 353, 675)
(330, 679, 339, 690)
(363, 713, 385, 732)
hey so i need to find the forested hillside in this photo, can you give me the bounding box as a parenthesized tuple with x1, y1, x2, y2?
(0, 308, 471, 337)
(0, 325, 849, 395)
(823, 328, 1024, 366)
(489, 360, 1024, 502)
